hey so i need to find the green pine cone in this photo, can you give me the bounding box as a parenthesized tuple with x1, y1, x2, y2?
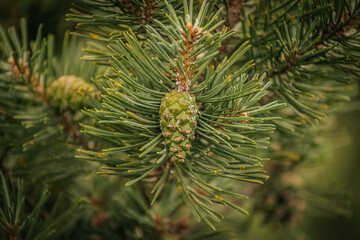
(48, 75, 100, 111)
(160, 90, 198, 163)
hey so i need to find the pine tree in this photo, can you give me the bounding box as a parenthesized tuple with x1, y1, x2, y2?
(1, 0, 359, 239)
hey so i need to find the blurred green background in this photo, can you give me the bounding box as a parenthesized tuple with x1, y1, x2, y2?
(0, 0, 73, 47)
(1, 0, 359, 239)
(311, 108, 360, 240)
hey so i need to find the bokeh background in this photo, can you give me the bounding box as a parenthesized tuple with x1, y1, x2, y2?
(1, 0, 359, 239)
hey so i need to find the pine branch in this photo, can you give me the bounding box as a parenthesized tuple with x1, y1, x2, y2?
(232, 0, 360, 128)
(67, 0, 169, 38)
(1, 0, 358, 238)
(0, 20, 100, 184)
(78, 0, 285, 229)
(0, 172, 85, 240)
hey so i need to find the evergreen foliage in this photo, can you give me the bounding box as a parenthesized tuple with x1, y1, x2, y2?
(1, 0, 359, 239)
